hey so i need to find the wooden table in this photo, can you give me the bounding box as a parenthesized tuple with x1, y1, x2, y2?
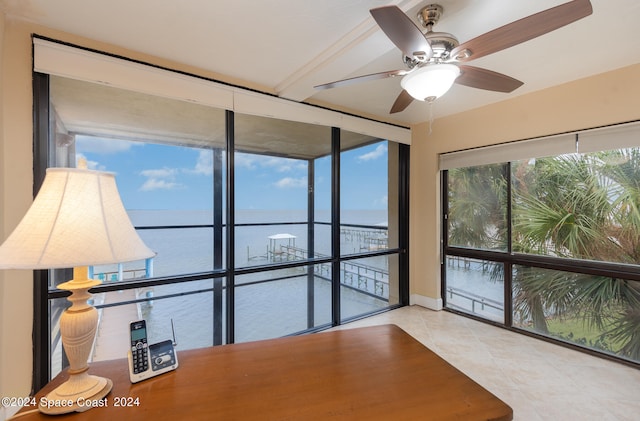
(18, 324, 512, 420)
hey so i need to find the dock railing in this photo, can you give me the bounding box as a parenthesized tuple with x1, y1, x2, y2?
(446, 286, 503, 321)
(268, 244, 389, 300)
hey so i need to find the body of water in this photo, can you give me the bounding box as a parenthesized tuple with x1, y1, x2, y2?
(92, 209, 393, 351)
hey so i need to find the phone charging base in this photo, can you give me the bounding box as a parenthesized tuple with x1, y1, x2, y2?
(128, 339, 178, 383)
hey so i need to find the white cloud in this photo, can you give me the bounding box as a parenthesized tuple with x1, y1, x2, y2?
(192, 150, 213, 175)
(357, 144, 387, 162)
(265, 161, 305, 173)
(139, 167, 183, 191)
(140, 168, 178, 178)
(234, 153, 259, 170)
(261, 156, 283, 169)
(139, 178, 182, 191)
(274, 177, 307, 189)
(276, 163, 294, 173)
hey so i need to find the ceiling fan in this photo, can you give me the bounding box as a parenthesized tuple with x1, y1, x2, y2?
(314, 0, 593, 114)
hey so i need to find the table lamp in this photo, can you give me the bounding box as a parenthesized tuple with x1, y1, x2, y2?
(0, 162, 155, 415)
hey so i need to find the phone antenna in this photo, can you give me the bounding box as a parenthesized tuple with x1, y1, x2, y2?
(171, 319, 177, 347)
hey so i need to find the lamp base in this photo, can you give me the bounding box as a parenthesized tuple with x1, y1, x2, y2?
(39, 373, 112, 415)
(41, 267, 112, 415)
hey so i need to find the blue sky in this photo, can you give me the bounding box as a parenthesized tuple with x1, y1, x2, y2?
(75, 136, 389, 211)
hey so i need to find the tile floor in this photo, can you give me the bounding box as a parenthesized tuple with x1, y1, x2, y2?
(333, 305, 640, 421)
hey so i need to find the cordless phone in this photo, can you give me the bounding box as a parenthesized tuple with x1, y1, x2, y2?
(128, 319, 179, 383)
(129, 320, 149, 375)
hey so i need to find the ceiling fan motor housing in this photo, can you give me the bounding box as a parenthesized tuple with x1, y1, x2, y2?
(425, 32, 459, 60)
(417, 4, 459, 61)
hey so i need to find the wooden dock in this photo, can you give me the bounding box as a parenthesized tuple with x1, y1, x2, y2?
(91, 288, 141, 362)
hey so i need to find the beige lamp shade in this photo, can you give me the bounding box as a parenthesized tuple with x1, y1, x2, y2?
(0, 167, 155, 269)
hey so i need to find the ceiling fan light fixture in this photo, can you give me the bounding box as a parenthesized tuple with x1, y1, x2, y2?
(400, 63, 460, 102)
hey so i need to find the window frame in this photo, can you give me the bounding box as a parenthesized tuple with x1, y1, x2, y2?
(32, 70, 410, 390)
(441, 127, 640, 369)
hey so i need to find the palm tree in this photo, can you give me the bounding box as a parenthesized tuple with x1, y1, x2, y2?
(447, 164, 507, 250)
(511, 151, 640, 360)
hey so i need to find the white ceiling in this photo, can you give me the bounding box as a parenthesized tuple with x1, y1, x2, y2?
(2, 0, 640, 126)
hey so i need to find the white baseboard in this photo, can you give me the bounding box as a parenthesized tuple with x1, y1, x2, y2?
(410, 294, 443, 311)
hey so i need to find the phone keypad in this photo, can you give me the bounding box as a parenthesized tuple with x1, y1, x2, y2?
(132, 341, 149, 374)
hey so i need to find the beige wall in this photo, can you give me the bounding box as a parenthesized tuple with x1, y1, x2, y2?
(1, 12, 639, 402)
(1, 15, 35, 403)
(0, 8, 6, 412)
(409, 63, 640, 302)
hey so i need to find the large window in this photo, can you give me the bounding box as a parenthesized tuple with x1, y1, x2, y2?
(442, 124, 640, 367)
(35, 64, 409, 386)
(340, 135, 401, 320)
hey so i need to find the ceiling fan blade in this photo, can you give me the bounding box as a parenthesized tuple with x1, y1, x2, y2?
(390, 90, 414, 114)
(314, 69, 410, 90)
(370, 6, 432, 62)
(451, 0, 593, 62)
(456, 65, 523, 93)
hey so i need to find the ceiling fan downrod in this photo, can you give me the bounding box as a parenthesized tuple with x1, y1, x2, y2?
(417, 4, 443, 30)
